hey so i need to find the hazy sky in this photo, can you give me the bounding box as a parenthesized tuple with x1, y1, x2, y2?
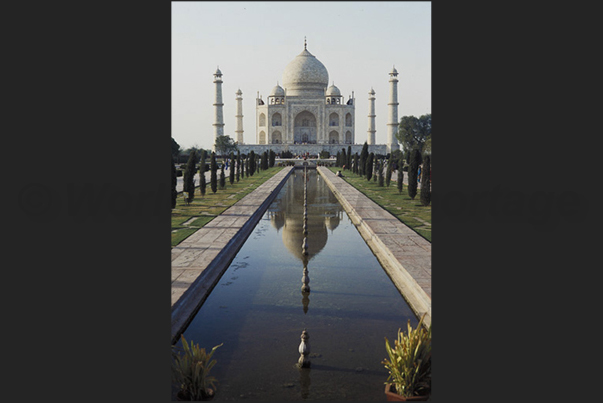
(172, 1, 431, 151)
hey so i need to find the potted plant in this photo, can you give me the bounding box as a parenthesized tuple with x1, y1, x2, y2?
(172, 335, 223, 401)
(382, 313, 431, 401)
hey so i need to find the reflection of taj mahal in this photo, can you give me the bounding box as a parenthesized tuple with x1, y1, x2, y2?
(267, 169, 343, 263)
(213, 39, 400, 156)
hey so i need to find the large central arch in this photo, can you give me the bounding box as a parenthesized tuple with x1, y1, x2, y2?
(293, 111, 317, 144)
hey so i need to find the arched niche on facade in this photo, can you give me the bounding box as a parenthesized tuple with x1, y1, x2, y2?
(294, 111, 317, 144)
(272, 131, 282, 144)
(259, 131, 266, 144)
(259, 113, 266, 127)
(329, 113, 339, 127)
(329, 130, 339, 144)
(272, 113, 282, 127)
(345, 113, 352, 126)
(345, 131, 352, 144)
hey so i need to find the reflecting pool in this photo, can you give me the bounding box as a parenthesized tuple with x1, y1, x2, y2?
(174, 169, 419, 400)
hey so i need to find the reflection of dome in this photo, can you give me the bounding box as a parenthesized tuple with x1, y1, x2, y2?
(270, 83, 285, 97)
(270, 211, 285, 232)
(282, 47, 329, 97)
(325, 214, 340, 232)
(282, 217, 328, 262)
(326, 84, 341, 97)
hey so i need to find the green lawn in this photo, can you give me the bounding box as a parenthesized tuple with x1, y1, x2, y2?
(171, 167, 283, 247)
(327, 167, 431, 242)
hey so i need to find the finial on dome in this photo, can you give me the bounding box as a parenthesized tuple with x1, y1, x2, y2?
(304, 36, 307, 50)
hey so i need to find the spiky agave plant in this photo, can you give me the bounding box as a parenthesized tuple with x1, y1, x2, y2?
(382, 314, 431, 398)
(172, 335, 223, 400)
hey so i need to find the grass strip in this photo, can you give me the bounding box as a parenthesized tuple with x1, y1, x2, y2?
(327, 167, 431, 242)
(171, 167, 282, 246)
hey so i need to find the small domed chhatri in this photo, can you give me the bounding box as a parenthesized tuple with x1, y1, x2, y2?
(270, 82, 285, 97)
(326, 83, 341, 97)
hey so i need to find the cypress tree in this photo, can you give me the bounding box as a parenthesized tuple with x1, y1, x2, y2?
(336, 151, 341, 167)
(407, 148, 421, 200)
(360, 142, 369, 176)
(245, 155, 249, 177)
(366, 152, 374, 181)
(219, 163, 225, 190)
(229, 152, 235, 185)
(199, 150, 207, 196)
(262, 151, 268, 171)
(183, 150, 197, 204)
(236, 151, 241, 182)
(354, 153, 359, 175)
(385, 155, 393, 187)
(397, 155, 404, 194)
(420, 155, 431, 206)
(347, 145, 352, 169)
(341, 148, 347, 169)
(249, 151, 255, 176)
(171, 156, 177, 209)
(210, 151, 217, 194)
(373, 158, 378, 182)
(269, 149, 275, 168)
(378, 158, 384, 186)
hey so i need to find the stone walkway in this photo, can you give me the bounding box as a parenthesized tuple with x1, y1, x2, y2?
(317, 167, 431, 328)
(171, 166, 293, 343)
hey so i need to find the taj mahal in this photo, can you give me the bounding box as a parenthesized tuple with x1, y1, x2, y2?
(212, 39, 400, 156)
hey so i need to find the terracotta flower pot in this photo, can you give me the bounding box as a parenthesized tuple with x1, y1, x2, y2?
(384, 384, 428, 401)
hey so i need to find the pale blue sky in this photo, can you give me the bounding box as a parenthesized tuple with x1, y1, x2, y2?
(172, 1, 431, 150)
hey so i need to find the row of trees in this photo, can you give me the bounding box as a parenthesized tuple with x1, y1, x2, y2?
(335, 142, 431, 206)
(171, 146, 277, 208)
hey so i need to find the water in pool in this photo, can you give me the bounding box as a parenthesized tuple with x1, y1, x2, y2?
(174, 169, 419, 400)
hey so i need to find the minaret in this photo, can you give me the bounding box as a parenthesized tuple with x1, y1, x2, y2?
(213, 66, 225, 144)
(387, 66, 400, 153)
(235, 88, 244, 144)
(367, 88, 376, 145)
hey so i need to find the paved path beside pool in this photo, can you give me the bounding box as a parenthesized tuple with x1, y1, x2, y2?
(171, 166, 294, 343)
(317, 167, 431, 328)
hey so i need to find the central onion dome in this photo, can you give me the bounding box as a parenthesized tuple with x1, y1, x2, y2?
(282, 46, 329, 97)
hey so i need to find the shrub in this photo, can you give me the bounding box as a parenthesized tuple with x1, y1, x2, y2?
(248, 151, 255, 176)
(183, 150, 197, 204)
(407, 149, 421, 200)
(172, 335, 222, 401)
(199, 151, 207, 197)
(382, 314, 431, 398)
(420, 155, 431, 206)
(171, 157, 177, 209)
(210, 152, 217, 194)
(219, 164, 225, 190)
(397, 156, 404, 194)
(229, 152, 235, 185)
(366, 152, 374, 181)
(269, 149, 276, 167)
(385, 156, 393, 187)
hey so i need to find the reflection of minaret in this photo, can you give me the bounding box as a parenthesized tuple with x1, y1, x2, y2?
(235, 89, 244, 144)
(387, 66, 400, 153)
(367, 88, 376, 145)
(213, 67, 225, 145)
